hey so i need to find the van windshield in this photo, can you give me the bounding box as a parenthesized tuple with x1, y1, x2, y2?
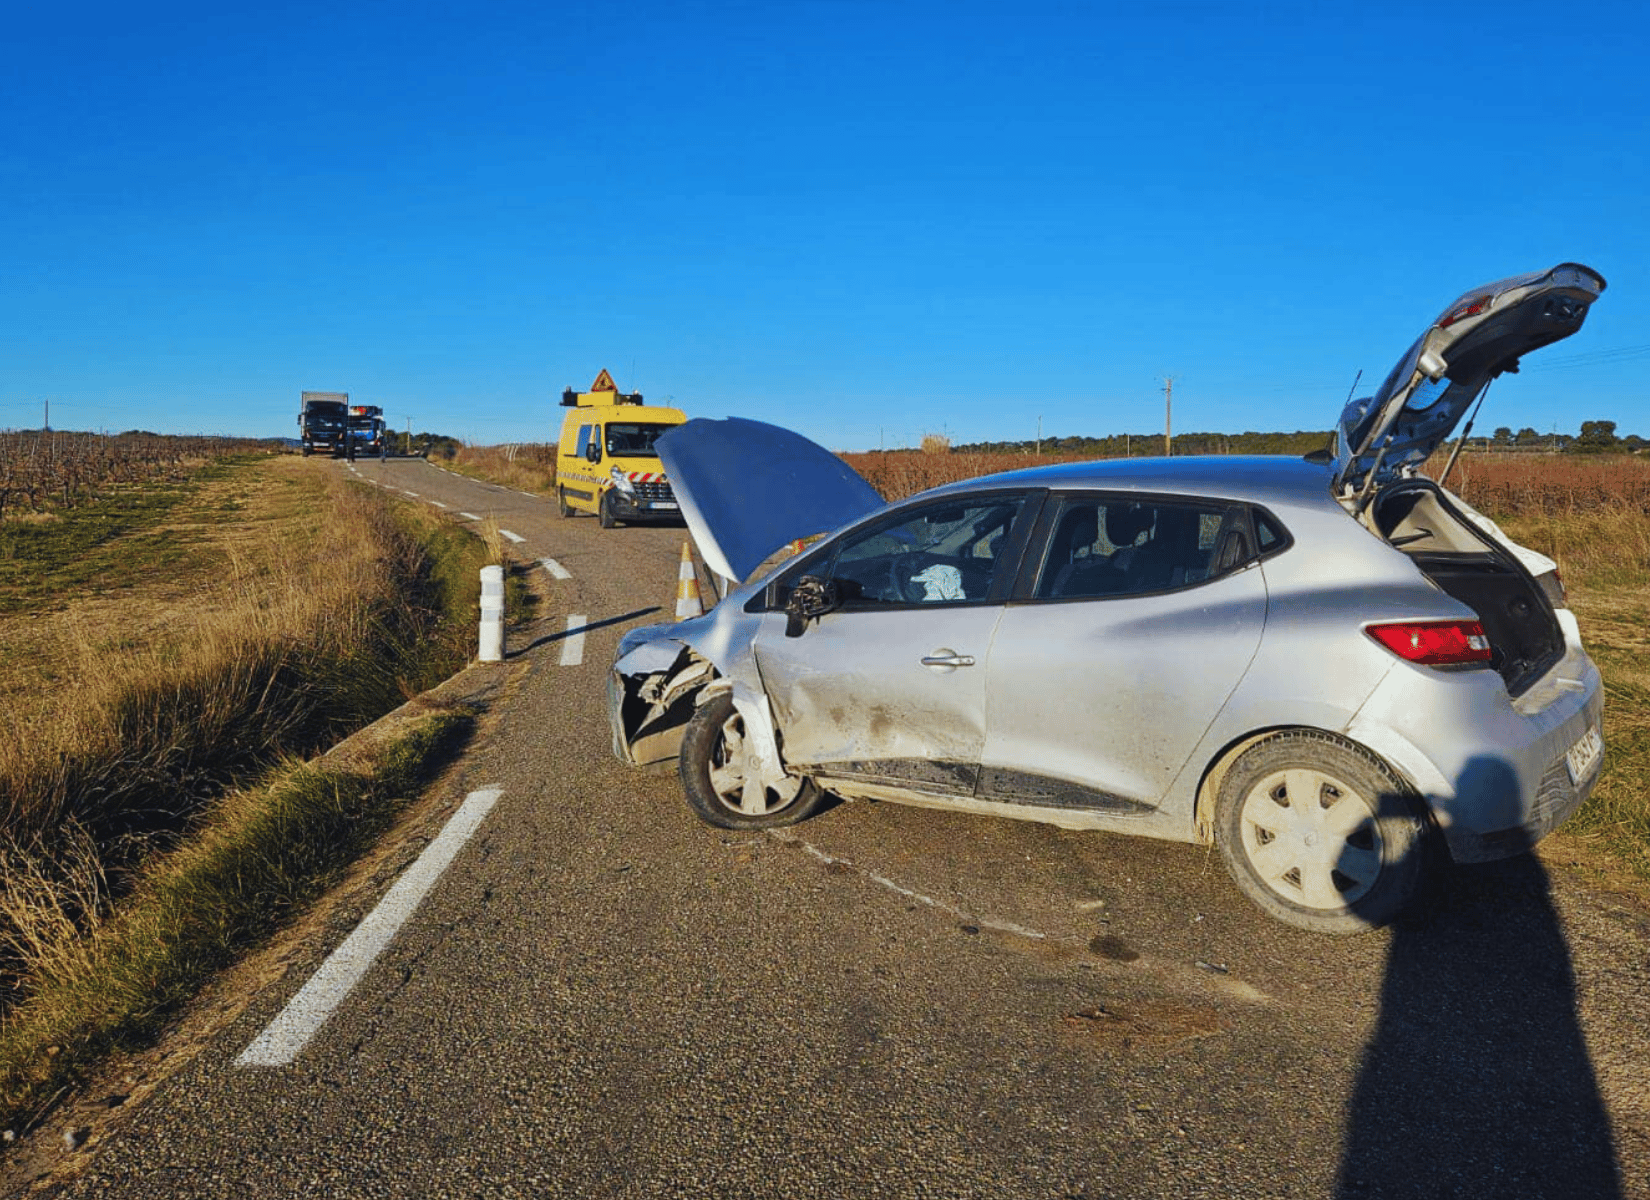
(604, 423, 674, 458)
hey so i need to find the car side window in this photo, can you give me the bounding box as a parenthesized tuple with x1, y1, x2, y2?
(822, 497, 1026, 607)
(1255, 511, 1285, 550)
(1033, 497, 1247, 600)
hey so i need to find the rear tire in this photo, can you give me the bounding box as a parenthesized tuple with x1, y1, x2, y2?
(679, 692, 824, 830)
(1215, 730, 1428, 934)
(557, 488, 574, 518)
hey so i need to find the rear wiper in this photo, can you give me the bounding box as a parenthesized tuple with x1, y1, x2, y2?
(1390, 529, 1434, 547)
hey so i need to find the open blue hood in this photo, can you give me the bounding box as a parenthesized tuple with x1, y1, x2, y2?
(655, 417, 885, 582)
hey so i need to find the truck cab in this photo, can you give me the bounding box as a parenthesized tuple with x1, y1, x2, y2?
(299, 392, 350, 457)
(556, 370, 687, 527)
(348, 404, 388, 458)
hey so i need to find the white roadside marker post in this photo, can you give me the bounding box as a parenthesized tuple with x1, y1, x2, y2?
(479, 565, 504, 661)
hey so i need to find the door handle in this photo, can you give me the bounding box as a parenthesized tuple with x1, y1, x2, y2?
(921, 650, 976, 669)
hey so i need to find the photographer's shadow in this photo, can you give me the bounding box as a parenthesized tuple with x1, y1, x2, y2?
(1337, 755, 1621, 1198)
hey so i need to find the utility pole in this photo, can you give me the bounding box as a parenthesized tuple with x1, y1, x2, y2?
(43, 398, 48, 432)
(1036, 416, 1042, 455)
(1162, 376, 1175, 456)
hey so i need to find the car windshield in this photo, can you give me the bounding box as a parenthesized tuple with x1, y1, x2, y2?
(605, 423, 674, 458)
(822, 498, 1025, 605)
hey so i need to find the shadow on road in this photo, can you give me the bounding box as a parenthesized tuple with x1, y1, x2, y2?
(515, 607, 662, 655)
(1337, 760, 1620, 1198)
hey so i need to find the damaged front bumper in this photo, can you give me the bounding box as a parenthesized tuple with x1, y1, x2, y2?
(608, 636, 715, 766)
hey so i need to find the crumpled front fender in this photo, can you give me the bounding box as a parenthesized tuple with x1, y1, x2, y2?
(608, 599, 783, 782)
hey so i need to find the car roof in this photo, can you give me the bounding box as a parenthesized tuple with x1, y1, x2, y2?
(917, 454, 1341, 511)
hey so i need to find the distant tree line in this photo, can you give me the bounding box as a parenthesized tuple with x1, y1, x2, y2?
(954, 421, 1644, 458)
(952, 430, 1336, 457)
(1485, 422, 1645, 454)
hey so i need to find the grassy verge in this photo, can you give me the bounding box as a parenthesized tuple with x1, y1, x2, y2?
(0, 710, 472, 1134)
(443, 443, 557, 496)
(0, 455, 499, 1133)
(0, 464, 486, 886)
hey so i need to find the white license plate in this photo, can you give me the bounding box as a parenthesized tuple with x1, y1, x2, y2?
(648, 501, 679, 510)
(1565, 724, 1603, 784)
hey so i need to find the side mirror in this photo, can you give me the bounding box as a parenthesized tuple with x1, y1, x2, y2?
(784, 575, 840, 638)
(585, 442, 602, 463)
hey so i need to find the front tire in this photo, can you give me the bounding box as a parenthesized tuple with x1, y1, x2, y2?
(598, 489, 619, 528)
(1215, 731, 1428, 934)
(679, 692, 823, 830)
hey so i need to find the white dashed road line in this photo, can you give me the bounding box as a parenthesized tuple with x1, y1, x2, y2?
(458, 512, 480, 521)
(559, 615, 588, 667)
(541, 558, 571, 580)
(431, 500, 448, 509)
(500, 530, 525, 544)
(234, 788, 504, 1068)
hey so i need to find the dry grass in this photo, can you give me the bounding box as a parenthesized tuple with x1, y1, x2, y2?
(0, 456, 488, 1014)
(0, 451, 492, 1133)
(446, 442, 558, 495)
(1434, 452, 1650, 516)
(843, 449, 1087, 501)
(0, 711, 472, 1134)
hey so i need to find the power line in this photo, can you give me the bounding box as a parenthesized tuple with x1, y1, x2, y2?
(1522, 343, 1650, 371)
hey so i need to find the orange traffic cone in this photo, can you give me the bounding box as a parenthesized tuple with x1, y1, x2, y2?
(675, 541, 705, 620)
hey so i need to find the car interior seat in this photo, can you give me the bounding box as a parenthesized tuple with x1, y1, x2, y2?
(1126, 506, 1211, 590)
(1047, 507, 1101, 596)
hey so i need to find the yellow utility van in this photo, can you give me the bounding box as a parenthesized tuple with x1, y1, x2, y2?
(555, 370, 688, 527)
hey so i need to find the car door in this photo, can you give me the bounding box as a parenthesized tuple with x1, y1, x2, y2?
(752, 493, 1037, 795)
(981, 493, 1269, 810)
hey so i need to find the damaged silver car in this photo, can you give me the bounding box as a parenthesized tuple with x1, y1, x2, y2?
(608, 263, 1608, 933)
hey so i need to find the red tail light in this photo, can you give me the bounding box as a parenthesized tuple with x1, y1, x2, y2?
(1366, 620, 1493, 666)
(1439, 294, 1493, 328)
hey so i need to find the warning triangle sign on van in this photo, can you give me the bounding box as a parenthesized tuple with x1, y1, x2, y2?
(590, 369, 618, 392)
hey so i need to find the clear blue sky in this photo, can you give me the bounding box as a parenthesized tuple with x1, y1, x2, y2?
(5, 0, 1647, 450)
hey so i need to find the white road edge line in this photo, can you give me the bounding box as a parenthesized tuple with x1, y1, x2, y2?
(458, 512, 480, 521)
(541, 558, 571, 580)
(500, 530, 526, 544)
(233, 787, 504, 1068)
(559, 614, 588, 666)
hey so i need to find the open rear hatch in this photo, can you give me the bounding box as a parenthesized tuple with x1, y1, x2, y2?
(1333, 263, 1606, 502)
(1336, 263, 1606, 697)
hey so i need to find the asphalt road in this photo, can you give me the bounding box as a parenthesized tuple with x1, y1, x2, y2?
(15, 457, 1650, 1198)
